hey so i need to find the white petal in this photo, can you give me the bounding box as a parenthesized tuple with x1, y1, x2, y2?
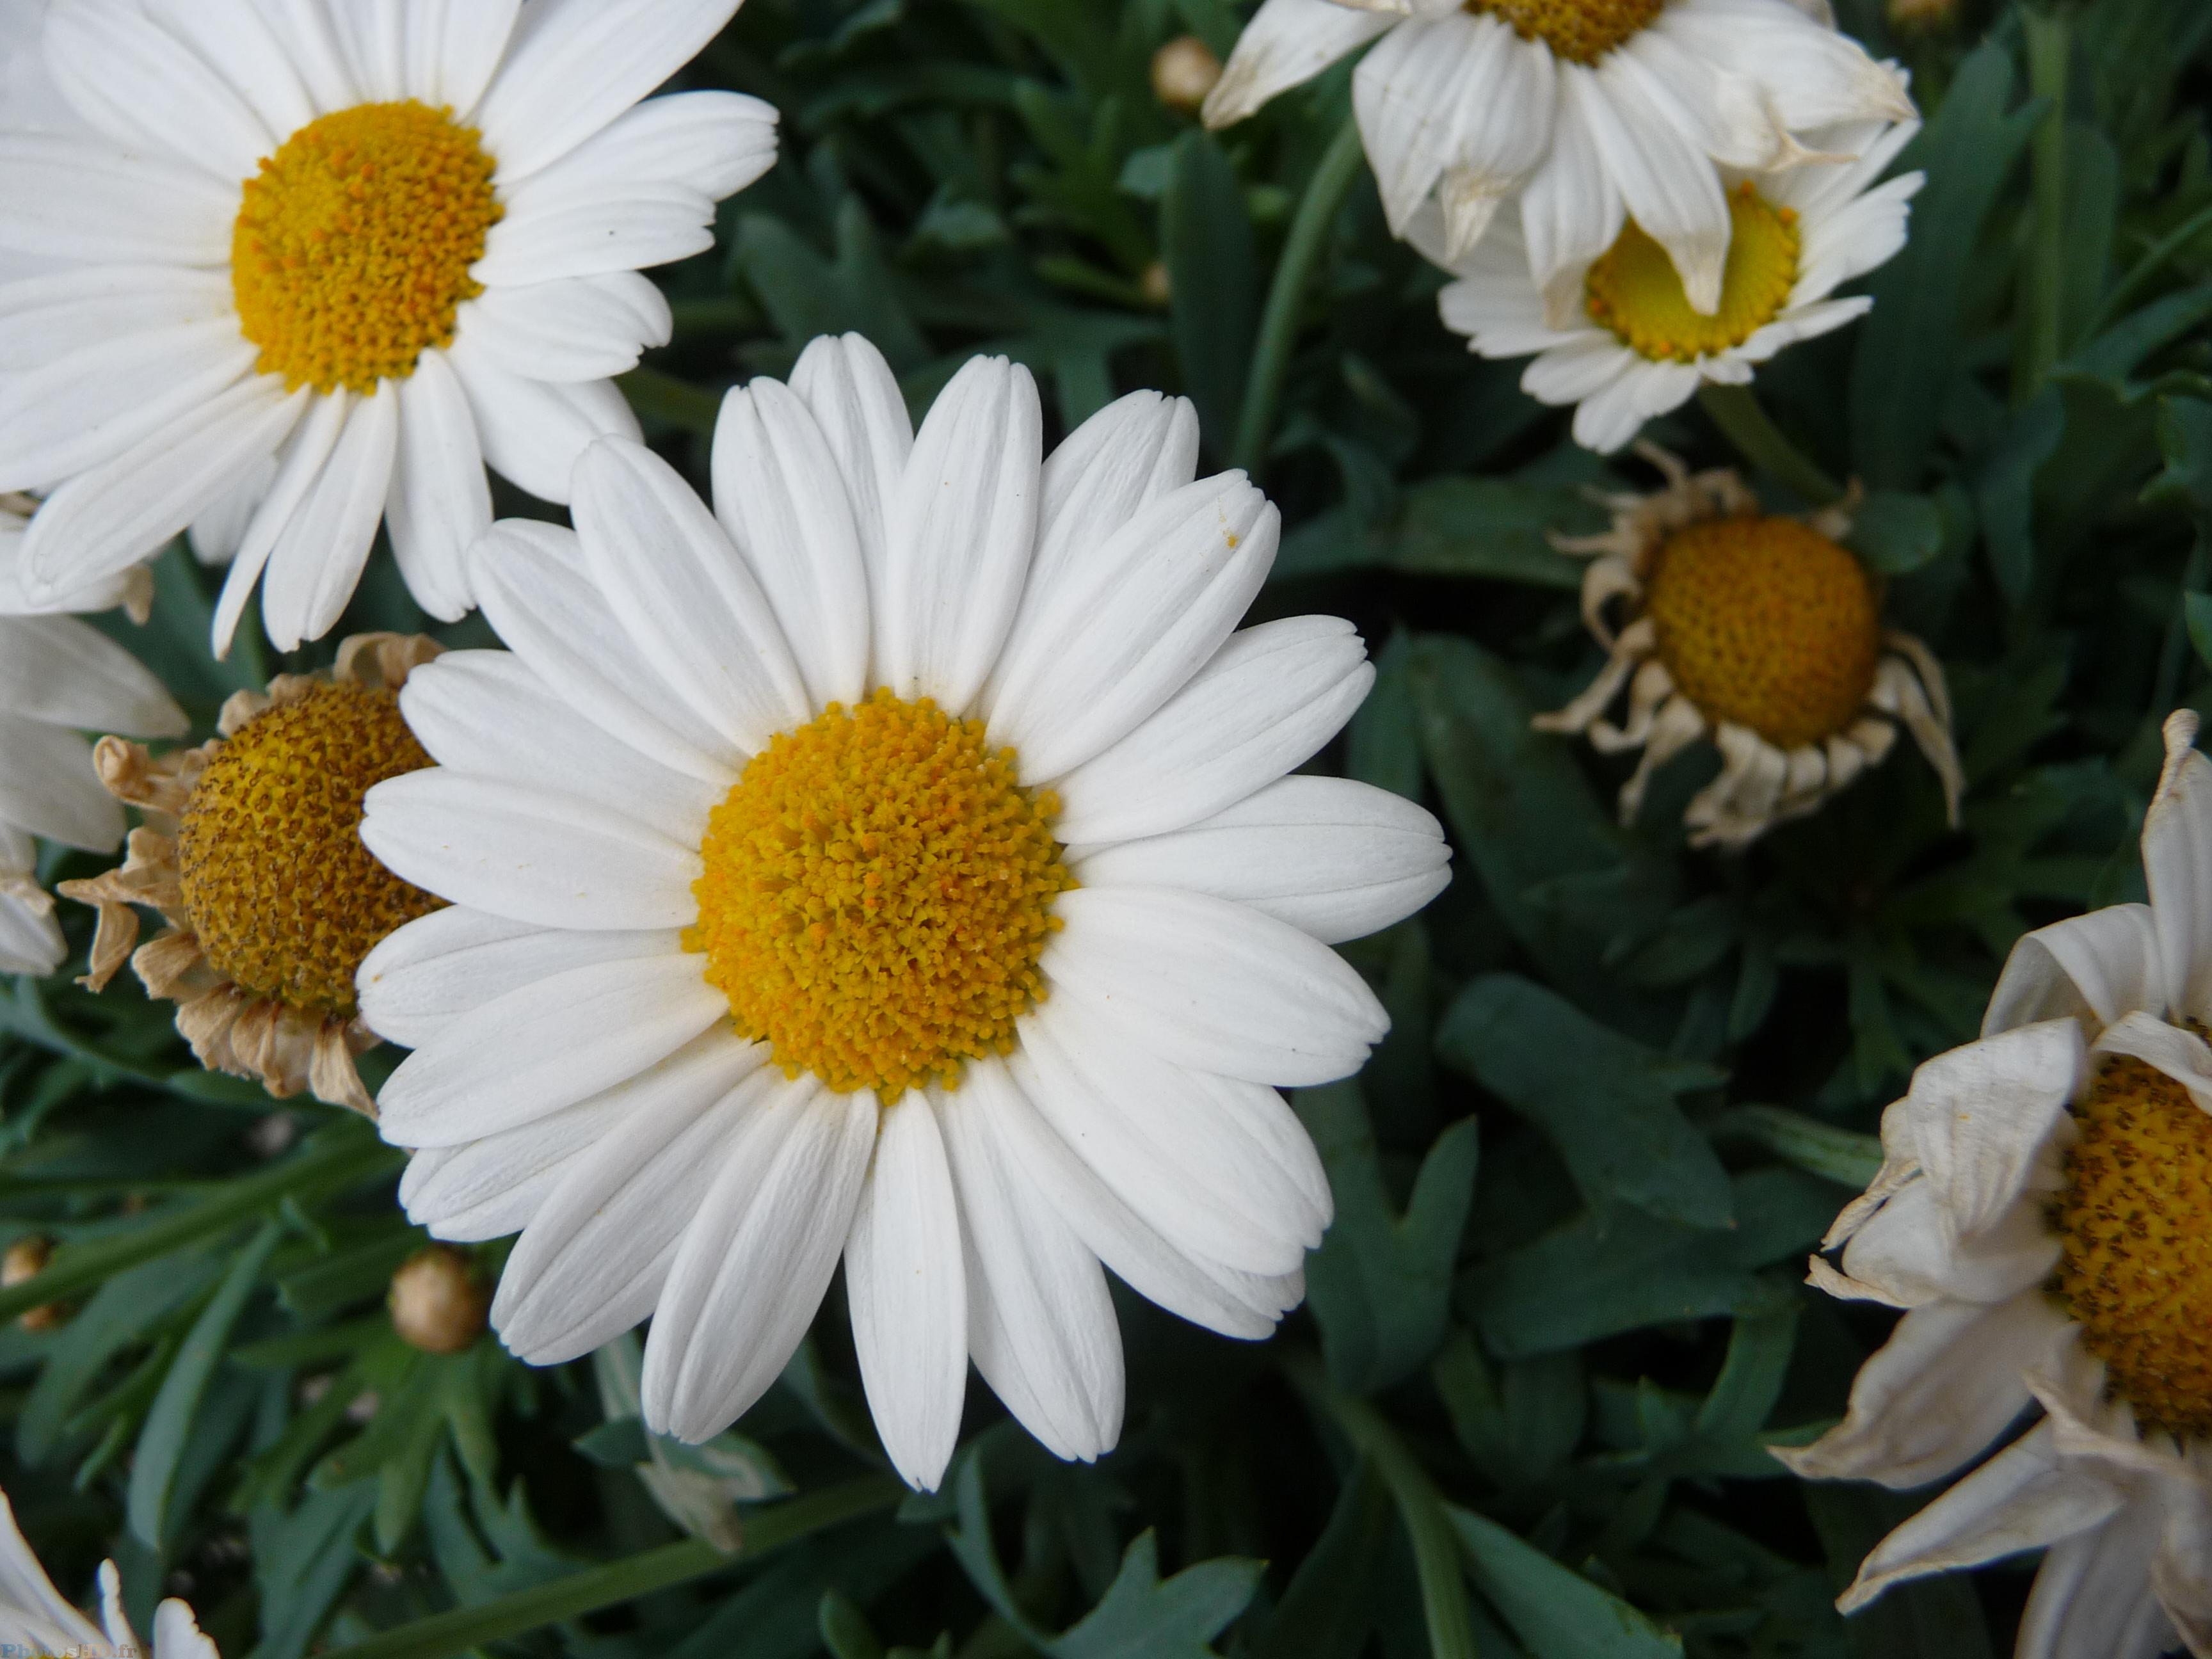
(20, 377, 305, 605)
(261, 382, 400, 652)
(1072, 774, 1450, 945)
(143, 0, 318, 138)
(2017, 1501, 2175, 1659)
(940, 1062, 1123, 1462)
(1054, 617, 1373, 845)
(1523, 334, 1639, 405)
(1352, 15, 1486, 236)
(2147, 710, 2212, 1021)
(358, 904, 678, 1050)
(1582, 53, 1730, 314)
(212, 387, 352, 657)
(360, 769, 703, 931)
(570, 437, 811, 758)
(881, 355, 1042, 712)
(641, 1079, 878, 1443)
(332, 0, 408, 103)
(0, 266, 234, 374)
(1202, 0, 1393, 127)
(1045, 885, 1388, 1087)
(787, 332, 911, 624)
(1834, 1176, 2060, 1308)
(0, 134, 236, 266)
(398, 650, 722, 837)
(493, 88, 777, 206)
(460, 276, 668, 382)
(385, 348, 490, 622)
(0, 614, 186, 736)
(149, 1598, 220, 1659)
(1899, 1018, 2084, 1239)
(1838, 1420, 2127, 1614)
(0, 718, 115, 850)
(1027, 389, 1201, 601)
(474, 0, 744, 184)
(1519, 67, 1623, 318)
(0, 320, 255, 493)
(475, 181, 717, 286)
(1774, 1295, 2071, 1489)
(253, 0, 362, 115)
(1613, 27, 1791, 173)
(2092, 1010, 2212, 1115)
(988, 472, 1277, 781)
(710, 376, 872, 710)
(376, 950, 726, 1148)
(445, 330, 641, 504)
(1662, 0, 1915, 131)
(495, 1036, 771, 1364)
(846, 1094, 967, 1491)
(1437, 20, 1555, 257)
(0, 1491, 104, 1648)
(44, 0, 275, 181)
(417, 0, 524, 116)
(1984, 904, 2160, 1039)
(0, 883, 65, 977)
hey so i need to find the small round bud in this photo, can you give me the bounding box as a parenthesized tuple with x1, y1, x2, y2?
(4, 1235, 63, 1332)
(1151, 36, 1222, 115)
(1140, 261, 1173, 308)
(389, 1246, 489, 1355)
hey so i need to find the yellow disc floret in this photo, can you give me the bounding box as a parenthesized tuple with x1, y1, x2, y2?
(2053, 1055, 2212, 1441)
(1642, 515, 1882, 749)
(177, 682, 443, 1018)
(232, 101, 502, 395)
(1585, 183, 1800, 360)
(689, 691, 1075, 1100)
(1467, 0, 1664, 61)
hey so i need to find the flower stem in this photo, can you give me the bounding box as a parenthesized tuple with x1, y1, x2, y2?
(1696, 384, 1841, 505)
(321, 1475, 904, 1659)
(2014, 6, 2072, 403)
(1231, 116, 1366, 475)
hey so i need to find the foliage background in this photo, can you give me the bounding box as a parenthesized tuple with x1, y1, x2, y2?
(6, 0, 2212, 1654)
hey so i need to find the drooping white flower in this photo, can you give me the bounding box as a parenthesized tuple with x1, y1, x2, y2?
(1203, 0, 1912, 304)
(355, 333, 1452, 1491)
(0, 503, 184, 975)
(1781, 710, 2212, 1657)
(1424, 118, 1921, 454)
(0, 0, 777, 653)
(0, 1484, 218, 1658)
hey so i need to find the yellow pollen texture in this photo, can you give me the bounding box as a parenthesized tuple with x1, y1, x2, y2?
(1466, 0, 1664, 61)
(1643, 515, 1882, 749)
(1585, 183, 1800, 362)
(232, 100, 502, 395)
(688, 691, 1076, 1100)
(2053, 1054, 2212, 1441)
(177, 683, 444, 1018)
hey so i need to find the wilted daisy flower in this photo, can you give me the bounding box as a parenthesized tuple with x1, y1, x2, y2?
(1203, 0, 1911, 285)
(1779, 710, 2212, 1653)
(0, 554, 184, 975)
(357, 333, 1450, 1489)
(0, 1484, 217, 1658)
(1535, 449, 1959, 849)
(63, 635, 445, 1112)
(1423, 118, 1921, 453)
(0, 0, 776, 652)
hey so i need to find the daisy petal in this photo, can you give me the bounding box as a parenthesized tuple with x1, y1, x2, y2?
(0, 1491, 102, 1649)
(1046, 885, 1388, 1087)
(1662, 0, 1914, 131)
(445, 332, 641, 504)
(260, 380, 401, 652)
(1352, 15, 1486, 236)
(2016, 1500, 2175, 1659)
(1054, 616, 1372, 846)
(1834, 1176, 2059, 1309)
(0, 723, 112, 862)
(943, 1062, 1123, 1463)
(460, 278, 668, 383)
(212, 389, 351, 657)
(1900, 1018, 2084, 1239)
(0, 266, 234, 374)
(375, 950, 726, 1148)
(333, 0, 408, 104)
(255, 0, 362, 114)
(1519, 67, 1623, 318)
(360, 770, 703, 931)
(881, 355, 1042, 712)
(44, 0, 275, 183)
(474, 182, 718, 286)
(145, 0, 318, 138)
(1202, 0, 1392, 128)
(846, 1094, 967, 1491)
(421, 0, 524, 116)
(1027, 389, 1201, 599)
(1072, 775, 1450, 945)
(401, 1080, 641, 1242)
(0, 615, 184, 737)
(0, 134, 236, 269)
(641, 1079, 877, 1443)
(787, 332, 912, 613)
(1583, 52, 1730, 314)
(499, 89, 778, 205)
(2147, 711, 2212, 1021)
(1984, 904, 2160, 1039)
(386, 348, 490, 622)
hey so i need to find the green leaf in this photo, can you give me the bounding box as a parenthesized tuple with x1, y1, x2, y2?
(1349, 632, 1423, 803)
(127, 1220, 280, 1549)
(1976, 386, 2066, 604)
(1846, 492, 1948, 575)
(1057, 1533, 1264, 1659)
(2149, 397, 2212, 512)
(1252, 1463, 1390, 1659)
(249, 1482, 379, 1659)
(1294, 1081, 1479, 1392)
(1804, 1486, 1996, 1659)
(17, 1253, 219, 1466)
(1162, 128, 1256, 456)
(1432, 1329, 1585, 1496)
(821, 1590, 888, 1659)
(2189, 593, 2212, 672)
(1710, 1106, 1883, 1190)
(1447, 1505, 1683, 1658)
(1436, 974, 1733, 1228)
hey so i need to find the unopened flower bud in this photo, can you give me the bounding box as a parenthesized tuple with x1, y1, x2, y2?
(1140, 261, 1173, 308)
(4, 1235, 64, 1332)
(1151, 36, 1222, 115)
(389, 1246, 489, 1355)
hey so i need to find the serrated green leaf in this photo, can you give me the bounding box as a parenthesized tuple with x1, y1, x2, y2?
(1448, 1505, 1683, 1658)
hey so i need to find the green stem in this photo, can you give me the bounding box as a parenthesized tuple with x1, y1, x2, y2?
(321, 1475, 904, 1659)
(2015, 6, 2071, 402)
(1283, 1352, 1477, 1659)
(0, 1128, 396, 1324)
(1696, 385, 1842, 505)
(2088, 200, 2212, 339)
(1231, 118, 1366, 474)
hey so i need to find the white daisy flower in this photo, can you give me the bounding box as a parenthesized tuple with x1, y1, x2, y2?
(355, 333, 1452, 1489)
(0, 0, 778, 653)
(1202, 0, 1912, 298)
(1779, 710, 2212, 1656)
(0, 506, 185, 975)
(0, 1483, 218, 1657)
(1424, 117, 1921, 453)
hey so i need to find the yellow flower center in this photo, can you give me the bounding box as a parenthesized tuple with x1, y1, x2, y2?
(1584, 184, 1800, 360)
(232, 101, 502, 396)
(177, 682, 444, 1018)
(2052, 1054, 2212, 1441)
(1642, 514, 1882, 749)
(687, 691, 1076, 1100)
(1466, 0, 1665, 61)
